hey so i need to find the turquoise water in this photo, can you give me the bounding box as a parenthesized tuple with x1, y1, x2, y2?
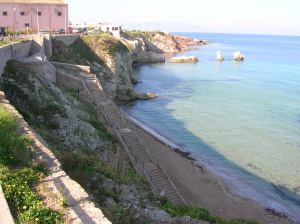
(121, 33, 300, 221)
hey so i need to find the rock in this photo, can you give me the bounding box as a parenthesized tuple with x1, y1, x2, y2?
(217, 50, 224, 61)
(120, 184, 139, 204)
(102, 178, 115, 191)
(159, 216, 210, 224)
(132, 92, 158, 100)
(142, 207, 171, 222)
(169, 56, 199, 63)
(233, 51, 244, 61)
(104, 198, 116, 209)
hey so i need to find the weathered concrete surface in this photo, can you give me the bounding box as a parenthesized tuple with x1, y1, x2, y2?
(23, 61, 57, 83)
(0, 35, 53, 76)
(0, 40, 32, 75)
(0, 91, 112, 224)
(53, 34, 80, 46)
(0, 185, 14, 224)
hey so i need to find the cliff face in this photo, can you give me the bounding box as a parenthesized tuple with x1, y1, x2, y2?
(122, 31, 209, 65)
(51, 32, 208, 101)
(0, 60, 190, 224)
(51, 34, 138, 101)
(123, 31, 209, 54)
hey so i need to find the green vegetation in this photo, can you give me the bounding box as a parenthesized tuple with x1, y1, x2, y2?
(78, 33, 130, 55)
(51, 33, 130, 67)
(0, 106, 61, 224)
(124, 30, 165, 40)
(0, 39, 28, 47)
(160, 202, 258, 224)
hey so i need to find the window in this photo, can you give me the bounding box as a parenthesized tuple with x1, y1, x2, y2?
(3, 11, 8, 16)
(57, 12, 62, 16)
(20, 12, 25, 16)
(38, 12, 42, 16)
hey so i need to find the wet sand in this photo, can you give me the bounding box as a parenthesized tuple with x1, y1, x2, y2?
(123, 115, 293, 224)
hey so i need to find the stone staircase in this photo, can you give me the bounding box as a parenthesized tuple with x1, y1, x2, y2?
(83, 76, 185, 205)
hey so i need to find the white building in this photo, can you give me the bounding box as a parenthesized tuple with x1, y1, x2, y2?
(99, 24, 122, 38)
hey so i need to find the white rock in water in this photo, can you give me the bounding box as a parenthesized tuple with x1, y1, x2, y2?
(169, 56, 199, 63)
(217, 50, 224, 61)
(233, 51, 244, 61)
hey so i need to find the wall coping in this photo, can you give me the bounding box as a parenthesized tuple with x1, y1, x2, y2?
(0, 185, 15, 224)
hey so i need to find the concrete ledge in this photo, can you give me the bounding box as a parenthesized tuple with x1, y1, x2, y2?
(0, 185, 15, 224)
(52, 61, 91, 74)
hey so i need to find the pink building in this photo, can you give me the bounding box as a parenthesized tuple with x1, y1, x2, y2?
(0, 0, 68, 33)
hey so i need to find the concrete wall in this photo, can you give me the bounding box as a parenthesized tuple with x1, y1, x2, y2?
(53, 34, 80, 46)
(0, 35, 54, 76)
(54, 63, 94, 103)
(0, 186, 14, 224)
(0, 40, 32, 75)
(24, 61, 57, 83)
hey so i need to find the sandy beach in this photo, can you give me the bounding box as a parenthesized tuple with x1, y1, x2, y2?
(122, 114, 293, 224)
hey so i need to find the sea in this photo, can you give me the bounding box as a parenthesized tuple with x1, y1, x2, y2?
(121, 33, 300, 222)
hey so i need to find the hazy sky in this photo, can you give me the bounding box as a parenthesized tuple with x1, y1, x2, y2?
(66, 0, 300, 35)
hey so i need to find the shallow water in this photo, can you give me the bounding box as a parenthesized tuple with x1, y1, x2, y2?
(121, 33, 300, 221)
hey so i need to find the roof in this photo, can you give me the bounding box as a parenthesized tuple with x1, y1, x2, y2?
(0, 0, 65, 4)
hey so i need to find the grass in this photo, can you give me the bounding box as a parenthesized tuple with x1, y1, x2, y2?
(0, 39, 28, 47)
(77, 33, 130, 56)
(160, 202, 258, 224)
(123, 30, 165, 40)
(0, 106, 62, 224)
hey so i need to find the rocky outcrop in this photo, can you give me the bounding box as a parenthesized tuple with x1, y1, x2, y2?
(122, 31, 208, 67)
(174, 36, 209, 51)
(51, 35, 156, 102)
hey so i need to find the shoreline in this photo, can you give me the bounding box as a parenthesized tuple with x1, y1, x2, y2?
(120, 109, 295, 224)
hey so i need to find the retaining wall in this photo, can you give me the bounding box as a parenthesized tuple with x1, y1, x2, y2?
(53, 34, 80, 46)
(0, 40, 32, 75)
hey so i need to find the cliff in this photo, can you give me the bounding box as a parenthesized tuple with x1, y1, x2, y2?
(51, 32, 208, 102)
(0, 36, 262, 224)
(0, 60, 168, 223)
(123, 31, 209, 64)
(51, 33, 140, 102)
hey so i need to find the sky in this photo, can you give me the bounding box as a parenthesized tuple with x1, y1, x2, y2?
(66, 0, 300, 36)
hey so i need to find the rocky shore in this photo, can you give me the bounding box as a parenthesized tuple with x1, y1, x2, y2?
(1, 31, 293, 224)
(123, 31, 209, 65)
